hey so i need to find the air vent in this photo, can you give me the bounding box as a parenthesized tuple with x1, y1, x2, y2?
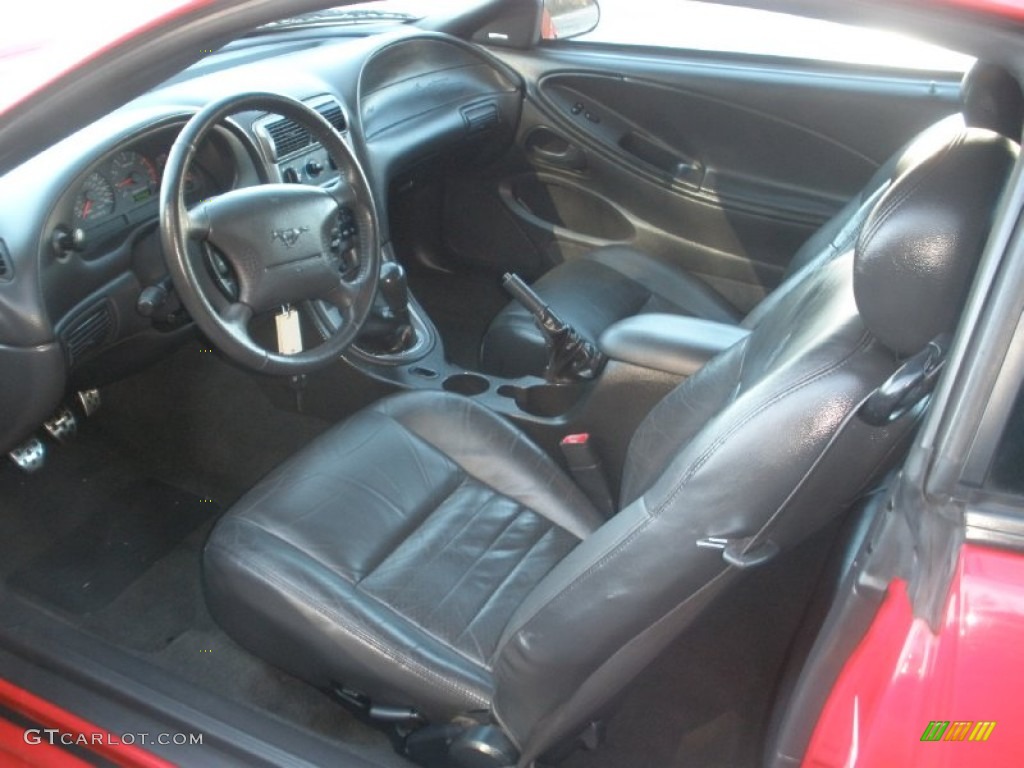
(63, 302, 115, 365)
(0, 239, 11, 282)
(264, 100, 347, 160)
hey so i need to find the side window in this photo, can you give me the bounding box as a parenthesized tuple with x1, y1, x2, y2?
(544, 0, 972, 73)
(988, 384, 1024, 495)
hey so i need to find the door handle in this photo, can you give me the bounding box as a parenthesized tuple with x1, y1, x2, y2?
(531, 144, 587, 170)
(525, 128, 588, 171)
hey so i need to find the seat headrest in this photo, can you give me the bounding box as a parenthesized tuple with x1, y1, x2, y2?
(962, 62, 1023, 139)
(854, 128, 1017, 357)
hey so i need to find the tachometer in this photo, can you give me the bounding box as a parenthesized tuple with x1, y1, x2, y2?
(72, 172, 115, 225)
(110, 150, 158, 206)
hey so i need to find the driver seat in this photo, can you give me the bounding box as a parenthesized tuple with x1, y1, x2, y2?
(203, 128, 1015, 765)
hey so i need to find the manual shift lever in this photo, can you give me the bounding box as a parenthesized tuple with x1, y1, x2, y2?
(357, 261, 416, 354)
(502, 273, 605, 383)
(379, 262, 411, 324)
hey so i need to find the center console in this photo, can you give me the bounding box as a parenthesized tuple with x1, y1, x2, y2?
(325, 267, 750, 492)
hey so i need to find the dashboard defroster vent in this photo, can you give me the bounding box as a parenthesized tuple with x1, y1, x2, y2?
(63, 301, 115, 365)
(263, 99, 347, 161)
(0, 239, 11, 281)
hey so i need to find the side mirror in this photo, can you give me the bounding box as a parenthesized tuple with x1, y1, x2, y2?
(542, 0, 601, 40)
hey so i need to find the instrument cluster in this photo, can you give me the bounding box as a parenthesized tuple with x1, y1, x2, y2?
(65, 125, 233, 251)
(72, 149, 159, 227)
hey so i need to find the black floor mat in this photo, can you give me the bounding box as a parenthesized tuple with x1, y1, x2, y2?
(96, 343, 331, 505)
(8, 477, 216, 614)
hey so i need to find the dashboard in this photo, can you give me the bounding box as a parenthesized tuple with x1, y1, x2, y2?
(0, 29, 522, 453)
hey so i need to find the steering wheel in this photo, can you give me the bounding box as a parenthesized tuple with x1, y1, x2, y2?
(160, 92, 380, 375)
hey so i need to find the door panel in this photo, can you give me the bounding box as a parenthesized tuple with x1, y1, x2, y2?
(444, 44, 961, 312)
(540, 74, 863, 219)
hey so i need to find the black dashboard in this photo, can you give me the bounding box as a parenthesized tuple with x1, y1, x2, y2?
(0, 29, 522, 453)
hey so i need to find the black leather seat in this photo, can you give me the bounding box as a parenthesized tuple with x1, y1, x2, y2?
(204, 392, 603, 718)
(480, 63, 1024, 379)
(203, 128, 1015, 765)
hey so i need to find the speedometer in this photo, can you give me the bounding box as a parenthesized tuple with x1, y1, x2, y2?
(72, 172, 115, 225)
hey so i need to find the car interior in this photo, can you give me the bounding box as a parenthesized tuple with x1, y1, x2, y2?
(0, 1, 1021, 766)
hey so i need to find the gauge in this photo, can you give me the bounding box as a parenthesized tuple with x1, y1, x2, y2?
(72, 172, 115, 225)
(110, 150, 158, 206)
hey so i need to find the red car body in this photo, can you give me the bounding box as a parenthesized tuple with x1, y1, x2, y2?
(806, 546, 1024, 766)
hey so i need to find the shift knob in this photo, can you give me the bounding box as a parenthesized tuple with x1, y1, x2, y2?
(379, 262, 409, 317)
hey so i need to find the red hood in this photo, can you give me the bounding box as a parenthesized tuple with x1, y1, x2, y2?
(941, 0, 1024, 20)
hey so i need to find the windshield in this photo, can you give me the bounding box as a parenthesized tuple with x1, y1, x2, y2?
(0, 0, 458, 114)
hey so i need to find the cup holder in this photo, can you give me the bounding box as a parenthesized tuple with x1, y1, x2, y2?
(497, 383, 582, 418)
(443, 373, 490, 396)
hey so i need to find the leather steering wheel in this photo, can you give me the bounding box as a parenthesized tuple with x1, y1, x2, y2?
(160, 92, 380, 374)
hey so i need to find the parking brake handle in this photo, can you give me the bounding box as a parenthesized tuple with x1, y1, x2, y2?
(502, 273, 605, 383)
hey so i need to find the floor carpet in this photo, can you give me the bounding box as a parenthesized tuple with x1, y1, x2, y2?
(0, 345, 408, 766)
(8, 476, 216, 614)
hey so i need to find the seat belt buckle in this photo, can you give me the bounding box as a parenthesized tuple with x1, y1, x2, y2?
(560, 433, 615, 517)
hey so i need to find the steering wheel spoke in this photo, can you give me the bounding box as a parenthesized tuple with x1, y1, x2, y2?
(219, 301, 254, 336)
(328, 178, 359, 208)
(323, 271, 371, 322)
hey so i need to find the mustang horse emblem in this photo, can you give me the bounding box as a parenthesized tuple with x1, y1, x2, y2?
(271, 226, 309, 248)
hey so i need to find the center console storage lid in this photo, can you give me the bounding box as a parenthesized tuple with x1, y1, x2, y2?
(599, 314, 750, 377)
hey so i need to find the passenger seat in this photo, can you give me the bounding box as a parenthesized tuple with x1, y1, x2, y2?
(480, 63, 1023, 378)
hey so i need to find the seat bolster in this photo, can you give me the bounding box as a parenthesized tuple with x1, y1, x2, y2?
(371, 392, 604, 539)
(743, 182, 889, 330)
(586, 246, 741, 324)
(204, 515, 495, 719)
